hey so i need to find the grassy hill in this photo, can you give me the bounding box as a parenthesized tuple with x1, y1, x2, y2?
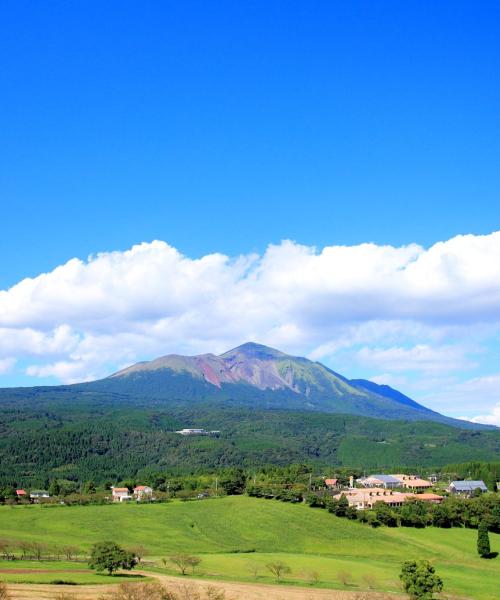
(0, 496, 498, 598)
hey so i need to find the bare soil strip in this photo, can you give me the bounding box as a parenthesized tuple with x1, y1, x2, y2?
(6, 571, 399, 600)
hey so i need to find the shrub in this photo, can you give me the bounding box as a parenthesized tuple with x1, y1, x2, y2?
(400, 559, 443, 599)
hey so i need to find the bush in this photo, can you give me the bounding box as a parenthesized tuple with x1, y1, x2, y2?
(102, 581, 227, 600)
(400, 559, 443, 599)
(477, 521, 491, 558)
(0, 581, 10, 600)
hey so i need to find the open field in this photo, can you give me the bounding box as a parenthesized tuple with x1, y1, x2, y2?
(0, 496, 498, 599)
(0, 560, 146, 585)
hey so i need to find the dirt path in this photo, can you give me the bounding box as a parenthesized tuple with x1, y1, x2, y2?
(141, 571, 399, 599)
(6, 572, 400, 600)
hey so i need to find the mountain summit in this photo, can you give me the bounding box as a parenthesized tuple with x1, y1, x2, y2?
(83, 342, 476, 428)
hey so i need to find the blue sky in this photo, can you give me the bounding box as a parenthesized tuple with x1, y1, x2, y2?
(1, 2, 500, 423)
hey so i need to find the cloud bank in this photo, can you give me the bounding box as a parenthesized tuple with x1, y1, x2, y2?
(1, 232, 500, 423)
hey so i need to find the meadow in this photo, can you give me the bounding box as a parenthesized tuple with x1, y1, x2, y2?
(0, 496, 498, 598)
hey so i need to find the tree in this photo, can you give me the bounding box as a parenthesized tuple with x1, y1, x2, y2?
(0, 581, 11, 600)
(337, 570, 351, 586)
(477, 521, 491, 558)
(334, 495, 349, 517)
(89, 541, 137, 575)
(265, 561, 291, 580)
(400, 560, 443, 599)
(219, 468, 246, 495)
(83, 480, 96, 495)
(130, 544, 147, 563)
(49, 479, 61, 497)
(62, 545, 80, 561)
(373, 501, 398, 527)
(169, 554, 201, 576)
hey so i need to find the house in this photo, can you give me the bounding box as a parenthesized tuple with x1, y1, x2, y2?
(111, 487, 132, 502)
(133, 485, 153, 500)
(30, 490, 50, 501)
(448, 480, 488, 496)
(392, 474, 433, 491)
(358, 474, 402, 489)
(324, 478, 341, 490)
(16, 489, 27, 498)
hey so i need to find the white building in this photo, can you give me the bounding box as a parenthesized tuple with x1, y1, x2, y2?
(111, 487, 132, 502)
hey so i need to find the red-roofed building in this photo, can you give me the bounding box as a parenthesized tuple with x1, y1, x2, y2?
(324, 478, 339, 490)
(16, 489, 26, 497)
(133, 485, 153, 500)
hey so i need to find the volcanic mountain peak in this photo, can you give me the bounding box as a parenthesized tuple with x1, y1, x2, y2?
(98, 342, 487, 428)
(220, 342, 289, 361)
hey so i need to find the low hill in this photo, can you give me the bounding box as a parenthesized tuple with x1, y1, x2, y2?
(0, 390, 499, 487)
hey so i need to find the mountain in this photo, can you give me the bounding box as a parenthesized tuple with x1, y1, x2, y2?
(0, 342, 498, 486)
(79, 342, 480, 428)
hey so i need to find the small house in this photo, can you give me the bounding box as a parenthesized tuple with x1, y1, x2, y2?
(111, 487, 132, 502)
(358, 474, 402, 489)
(16, 489, 27, 498)
(324, 478, 340, 490)
(133, 485, 153, 500)
(30, 490, 50, 502)
(448, 480, 488, 496)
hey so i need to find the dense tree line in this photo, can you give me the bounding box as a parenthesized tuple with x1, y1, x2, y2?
(0, 389, 499, 488)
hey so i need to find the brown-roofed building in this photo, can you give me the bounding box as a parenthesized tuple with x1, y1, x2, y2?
(333, 488, 443, 510)
(392, 474, 433, 491)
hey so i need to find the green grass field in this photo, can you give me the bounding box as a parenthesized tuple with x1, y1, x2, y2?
(0, 497, 498, 598)
(0, 559, 147, 584)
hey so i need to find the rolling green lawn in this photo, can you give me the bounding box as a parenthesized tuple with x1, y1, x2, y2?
(0, 497, 498, 598)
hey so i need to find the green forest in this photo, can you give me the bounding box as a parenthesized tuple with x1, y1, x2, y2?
(0, 386, 499, 488)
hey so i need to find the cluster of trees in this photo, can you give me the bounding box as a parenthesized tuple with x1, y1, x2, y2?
(303, 490, 500, 533)
(1, 382, 499, 489)
(0, 539, 80, 562)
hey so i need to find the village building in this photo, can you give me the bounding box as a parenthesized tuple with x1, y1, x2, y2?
(111, 487, 132, 502)
(324, 478, 341, 491)
(392, 474, 433, 491)
(133, 485, 153, 500)
(448, 480, 488, 496)
(357, 474, 402, 489)
(16, 489, 27, 498)
(29, 490, 50, 501)
(333, 488, 443, 510)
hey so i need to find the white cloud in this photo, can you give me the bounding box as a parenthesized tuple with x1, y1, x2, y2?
(0, 231, 497, 423)
(467, 403, 500, 426)
(354, 344, 476, 374)
(0, 357, 16, 375)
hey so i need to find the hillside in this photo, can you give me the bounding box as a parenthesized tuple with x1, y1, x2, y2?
(0, 497, 498, 598)
(0, 391, 499, 487)
(79, 342, 480, 427)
